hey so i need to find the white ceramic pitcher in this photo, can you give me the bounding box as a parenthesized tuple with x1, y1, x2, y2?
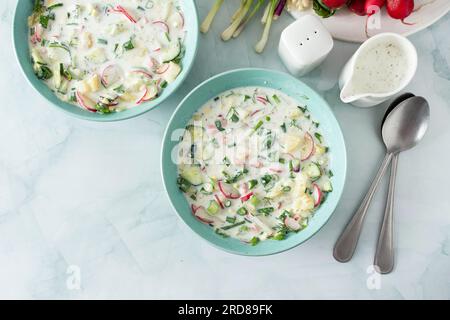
(339, 33, 418, 108)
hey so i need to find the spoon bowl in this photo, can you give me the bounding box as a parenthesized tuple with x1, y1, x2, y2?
(382, 96, 430, 154)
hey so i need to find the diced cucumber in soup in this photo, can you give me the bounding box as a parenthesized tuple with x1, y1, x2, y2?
(323, 180, 333, 192)
(186, 125, 205, 142)
(304, 163, 321, 180)
(161, 41, 181, 63)
(162, 62, 181, 84)
(207, 200, 220, 215)
(180, 165, 203, 186)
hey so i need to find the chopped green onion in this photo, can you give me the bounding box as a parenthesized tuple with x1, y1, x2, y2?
(257, 207, 274, 215)
(237, 207, 248, 216)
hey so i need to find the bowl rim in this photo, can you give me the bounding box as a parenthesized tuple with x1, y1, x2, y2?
(12, 0, 199, 122)
(161, 67, 348, 256)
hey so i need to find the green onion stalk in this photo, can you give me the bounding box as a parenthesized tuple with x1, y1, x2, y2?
(233, 0, 266, 38)
(231, 0, 247, 22)
(222, 0, 254, 41)
(200, 0, 224, 34)
(255, 0, 278, 53)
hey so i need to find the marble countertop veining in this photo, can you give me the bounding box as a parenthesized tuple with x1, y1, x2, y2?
(0, 0, 449, 300)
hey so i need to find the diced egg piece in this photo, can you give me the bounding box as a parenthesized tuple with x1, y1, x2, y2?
(77, 80, 91, 94)
(162, 62, 181, 84)
(315, 144, 327, 155)
(86, 74, 101, 92)
(292, 194, 315, 216)
(283, 134, 302, 153)
(294, 172, 309, 195)
(289, 108, 303, 119)
(85, 48, 106, 64)
(108, 23, 127, 36)
(86, 4, 98, 16)
(80, 32, 93, 49)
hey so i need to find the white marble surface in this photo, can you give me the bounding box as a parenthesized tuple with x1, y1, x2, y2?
(1, 0, 449, 300)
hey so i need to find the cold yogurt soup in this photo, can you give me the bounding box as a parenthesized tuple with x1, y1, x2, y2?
(28, 0, 186, 113)
(176, 87, 333, 244)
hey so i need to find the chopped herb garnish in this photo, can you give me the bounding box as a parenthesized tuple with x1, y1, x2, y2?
(226, 216, 236, 224)
(257, 207, 274, 215)
(314, 132, 323, 143)
(272, 94, 281, 104)
(253, 120, 263, 131)
(237, 207, 248, 216)
(298, 105, 308, 113)
(123, 38, 135, 51)
(249, 237, 260, 246)
(222, 221, 245, 230)
(176, 176, 191, 193)
(215, 120, 225, 131)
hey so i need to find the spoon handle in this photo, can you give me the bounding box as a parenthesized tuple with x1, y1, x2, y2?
(333, 152, 393, 262)
(374, 153, 399, 273)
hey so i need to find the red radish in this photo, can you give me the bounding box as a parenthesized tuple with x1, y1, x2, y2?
(218, 181, 240, 199)
(214, 194, 225, 209)
(191, 205, 214, 224)
(348, 0, 367, 16)
(284, 217, 301, 231)
(240, 192, 254, 202)
(76, 92, 97, 113)
(250, 161, 263, 168)
(365, 0, 386, 14)
(256, 96, 268, 105)
(153, 21, 170, 33)
(156, 63, 169, 74)
(269, 167, 283, 173)
(101, 64, 122, 87)
(300, 132, 315, 161)
(250, 109, 262, 117)
(178, 12, 185, 28)
(109, 5, 137, 23)
(149, 57, 158, 69)
(386, 0, 414, 20)
(322, 0, 348, 9)
(31, 25, 42, 43)
(131, 69, 153, 79)
(312, 184, 322, 207)
(191, 204, 201, 214)
(136, 86, 158, 104)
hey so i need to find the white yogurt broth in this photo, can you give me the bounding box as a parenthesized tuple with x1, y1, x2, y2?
(176, 87, 333, 245)
(343, 42, 408, 99)
(28, 0, 186, 113)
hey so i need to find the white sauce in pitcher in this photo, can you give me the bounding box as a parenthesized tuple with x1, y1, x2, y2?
(343, 42, 408, 98)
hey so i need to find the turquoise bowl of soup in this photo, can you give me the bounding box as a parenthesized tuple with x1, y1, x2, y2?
(161, 68, 347, 256)
(13, 1, 199, 122)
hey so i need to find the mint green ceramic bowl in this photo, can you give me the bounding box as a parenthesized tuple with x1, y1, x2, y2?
(13, 1, 199, 122)
(161, 68, 347, 256)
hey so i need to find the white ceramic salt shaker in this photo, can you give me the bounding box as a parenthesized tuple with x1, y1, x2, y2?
(278, 15, 334, 77)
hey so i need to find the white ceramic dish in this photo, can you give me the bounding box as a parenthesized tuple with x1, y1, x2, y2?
(288, 0, 450, 43)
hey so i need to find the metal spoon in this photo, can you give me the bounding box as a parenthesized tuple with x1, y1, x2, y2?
(333, 95, 430, 263)
(373, 93, 415, 274)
